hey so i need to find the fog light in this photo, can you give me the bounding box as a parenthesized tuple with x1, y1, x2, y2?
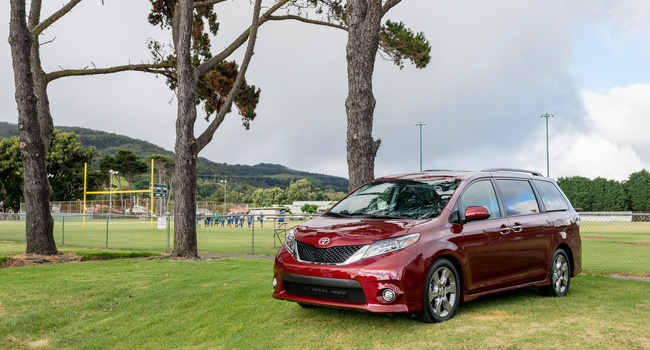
(272, 277, 277, 288)
(382, 288, 396, 302)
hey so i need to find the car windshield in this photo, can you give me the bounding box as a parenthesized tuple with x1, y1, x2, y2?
(327, 179, 460, 220)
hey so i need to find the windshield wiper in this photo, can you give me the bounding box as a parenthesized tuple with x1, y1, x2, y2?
(323, 211, 351, 218)
(365, 213, 406, 219)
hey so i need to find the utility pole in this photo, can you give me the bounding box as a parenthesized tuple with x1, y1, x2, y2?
(540, 113, 554, 177)
(109, 170, 118, 218)
(221, 179, 227, 214)
(415, 122, 426, 171)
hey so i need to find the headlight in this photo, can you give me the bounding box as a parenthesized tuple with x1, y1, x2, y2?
(362, 233, 420, 259)
(285, 229, 296, 255)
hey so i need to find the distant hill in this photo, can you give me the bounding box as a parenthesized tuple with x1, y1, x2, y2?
(0, 121, 349, 192)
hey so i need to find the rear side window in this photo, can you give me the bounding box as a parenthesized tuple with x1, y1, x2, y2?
(533, 180, 569, 212)
(496, 179, 540, 216)
(460, 180, 501, 218)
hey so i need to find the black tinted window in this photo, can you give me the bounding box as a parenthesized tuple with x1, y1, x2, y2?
(496, 179, 540, 216)
(533, 180, 569, 212)
(460, 180, 501, 218)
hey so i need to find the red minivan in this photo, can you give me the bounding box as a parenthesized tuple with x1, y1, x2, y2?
(272, 169, 582, 322)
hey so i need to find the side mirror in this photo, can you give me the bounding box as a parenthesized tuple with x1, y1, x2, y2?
(464, 206, 491, 222)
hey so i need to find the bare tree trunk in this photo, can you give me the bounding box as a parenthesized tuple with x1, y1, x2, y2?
(9, 0, 57, 255)
(171, 0, 199, 258)
(28, 0, 54, 147)
(170, 0, 262, 258)
(345, 0, 383, 191)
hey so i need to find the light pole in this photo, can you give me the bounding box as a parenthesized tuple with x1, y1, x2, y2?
(109, 170, 118, 218)
(220, 179, 227, 214)
(415, 122, 426, 171)
(540, 113, 554, 177)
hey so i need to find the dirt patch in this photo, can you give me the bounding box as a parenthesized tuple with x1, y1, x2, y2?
(27, 339, 50, 348)
(610, 274, 650, 282)
(581, 235, 611, 240)
(0, 253, 81, 269)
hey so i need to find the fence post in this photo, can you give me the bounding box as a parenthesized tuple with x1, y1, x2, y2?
(61, 216, 65, 246)
(167, 216, 171, 252)
(105, 215, 109, 249)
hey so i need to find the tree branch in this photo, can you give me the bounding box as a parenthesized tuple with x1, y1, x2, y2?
(194, 0, 229, 8)
(266, 14, 347, 30)
(381, 0, 401, 17)
(196, 0, 290, 77)
(46, 62, 173, 82)
(196, 0, 263, 151)
(31, 0, 84, 37)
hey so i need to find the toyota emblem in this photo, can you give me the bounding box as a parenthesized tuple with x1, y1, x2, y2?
(318, 237, 331, 246)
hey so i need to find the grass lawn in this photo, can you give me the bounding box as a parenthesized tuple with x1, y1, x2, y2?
(2, 219, 649, 276)
(1, 219, 649, 349)
(0, 218, 289, 257)
(579, 221, 650, 276)
(0, 257, 648, 349)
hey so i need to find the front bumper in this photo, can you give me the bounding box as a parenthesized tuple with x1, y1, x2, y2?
(272, 246, 425, 314)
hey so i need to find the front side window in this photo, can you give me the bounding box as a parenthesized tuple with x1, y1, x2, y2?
(496, 179, 540, 216)
(459, 180, 501, 218)
(327, 179, 460, 219)
(533, 180, 569, 212)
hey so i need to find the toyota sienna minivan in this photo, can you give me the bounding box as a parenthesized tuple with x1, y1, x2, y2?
(272, 169, 582, 322)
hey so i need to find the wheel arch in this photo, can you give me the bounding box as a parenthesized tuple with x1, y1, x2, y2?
(555, 243, 575, 277)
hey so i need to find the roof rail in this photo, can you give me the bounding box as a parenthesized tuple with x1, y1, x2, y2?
(481, 168, 544, 177)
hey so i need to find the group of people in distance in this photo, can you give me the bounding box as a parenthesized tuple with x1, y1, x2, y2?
(196, 213, 264, 228)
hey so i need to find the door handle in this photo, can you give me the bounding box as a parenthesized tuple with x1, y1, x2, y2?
(511, 223, 523, 233)
(499, 225, 510, 235)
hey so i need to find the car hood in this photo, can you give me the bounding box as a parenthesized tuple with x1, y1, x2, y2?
(293, 216, 419, 247)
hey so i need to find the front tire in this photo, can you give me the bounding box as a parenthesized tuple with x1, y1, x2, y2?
(418, 258, 460, 323)
(540, 249, 571, 297)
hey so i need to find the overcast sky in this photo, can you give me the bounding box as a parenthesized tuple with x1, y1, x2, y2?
(2, 1, 650, 181)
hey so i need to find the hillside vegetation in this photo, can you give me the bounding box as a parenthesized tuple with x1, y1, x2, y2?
(0, 121, 348, 193)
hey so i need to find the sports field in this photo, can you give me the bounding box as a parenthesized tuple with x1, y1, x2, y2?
(1, 218, 648, 276)
(1, 219, 649, 349)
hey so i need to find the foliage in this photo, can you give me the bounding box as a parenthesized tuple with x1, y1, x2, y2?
(147, 1, 260, 129)
(301, 203, 318, 214)
(48, 130, 99, 201)
(99, 150, 149, 190)
(380, 20, 431, 69)
(557, 173, 646, 212)
(0, 136, 23, 212)
(286, 178, 325, 202)
(252, 187, 287, 207)
(625, 170, 650, 211)
(0, 130, 98, 212)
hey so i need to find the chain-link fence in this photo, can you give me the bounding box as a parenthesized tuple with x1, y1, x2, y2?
(1, 212, 648, 276)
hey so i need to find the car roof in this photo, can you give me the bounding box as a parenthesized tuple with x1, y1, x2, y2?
(373, 168, 547, 182)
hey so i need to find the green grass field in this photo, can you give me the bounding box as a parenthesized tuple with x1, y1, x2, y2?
(0, 258, 648, 349)
(1, 219, 649, 349)
(1, 218, 649, 276)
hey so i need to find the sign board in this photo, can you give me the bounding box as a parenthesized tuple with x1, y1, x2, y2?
(154, 184, 169, 198)
(157, 217, 167, 229)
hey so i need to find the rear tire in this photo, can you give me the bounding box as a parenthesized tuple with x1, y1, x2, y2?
(540, 249, 571, 297)
(417, 258, 460, 323)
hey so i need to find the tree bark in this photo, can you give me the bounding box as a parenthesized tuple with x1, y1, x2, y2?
(345, 0, 383, 191)
(9, 0, 57, 255)
(171, 0, 200, 258)
(171, 0, 261, 257)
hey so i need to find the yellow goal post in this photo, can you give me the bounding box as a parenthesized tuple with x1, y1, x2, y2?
(82, 160, 155, 228)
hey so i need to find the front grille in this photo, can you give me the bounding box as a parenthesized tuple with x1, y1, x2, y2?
(296, 241, 364, 264)
(285, 281, 366, 303)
